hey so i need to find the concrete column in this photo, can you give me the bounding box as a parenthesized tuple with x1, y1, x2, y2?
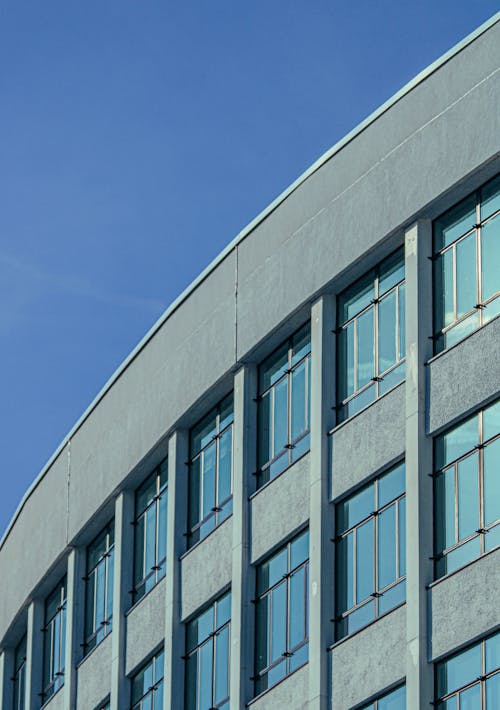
(405, 220, 434, 709)
(230, 365, 258, 710)
(0, 648, 14, 709)
(25, 599, 44, 710)
(164, 429, 189, 710)
(309, 296, 336, 709)
(64, 548, 85, 710)
(110, 491, 135, 710)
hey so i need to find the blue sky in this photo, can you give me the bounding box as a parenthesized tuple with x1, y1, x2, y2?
(0, 1, 497, 536)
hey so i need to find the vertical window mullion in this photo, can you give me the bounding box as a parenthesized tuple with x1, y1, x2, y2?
(454, 463, 459, 545)
(452, 244, 458, 322)
(353, 318, 358, 393)
(214, 435, 220, 522)
(476, 198, 482, 320)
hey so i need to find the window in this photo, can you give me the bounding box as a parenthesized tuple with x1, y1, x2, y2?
(433, 174, 500, 352)
(13, 635, 26, 710)
(254, 529, 309, 695)
(185, 592, 231, 710)
(360, 684, 406, 709)
(335, 462, 406, 640)
(436, 632, 499, 708)
(188, 395, 233, 546)
(84, 521, 114, 654)
(42, 578, 66, 702)
(434, 399, 500, 578)
(257, 324, 311, 487)
(131, 650, 164, 710)
(337, 249, 406, 422)
(133, 458, 168, 603)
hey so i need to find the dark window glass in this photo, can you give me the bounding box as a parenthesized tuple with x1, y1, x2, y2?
(434, 400, 500, 578)
(185, 592, 231, 710)
(433, 174, 500, 352)
(337, 249, 405, 422)
(84, 521, 114, 654)
(257, 325, 311, 487)
(42, 578, 66, 702)
(254, 530, 309, 696)
(336, 463, 406, 640)
(188, 395, 234, 546)
(131, 650, 164, 710)
(359, 684, 406, 709)
(133, 458, 168, 603)
(13, 635, 27, 710)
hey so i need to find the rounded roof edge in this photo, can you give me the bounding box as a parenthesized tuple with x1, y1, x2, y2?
(1, 12, 499, 553)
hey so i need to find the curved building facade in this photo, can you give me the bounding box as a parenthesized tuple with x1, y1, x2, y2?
(1, 15, 499, 710)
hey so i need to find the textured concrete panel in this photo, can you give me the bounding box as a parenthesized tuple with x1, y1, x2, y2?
(0, 447, 68, 642)
(181, 518, 233, 620)
(125, 578, 166, 675)
(76, 634, 112, 710)
(428, 316, 500, 434)
(42, 686, 65, 710)
(331, 605, 406, 710)
(331, 385, 405, 501)
(249, 664, 309, 710)
(68, 252, 236, 541)
(430, 549, 500, 660)
(250, 454, 310, 564)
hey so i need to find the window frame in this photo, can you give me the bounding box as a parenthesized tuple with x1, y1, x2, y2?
(184, 592, 231, 710)
(83, 521, 115, 655)
(433, 400, 500, 579)
(131, 649, 164, 710)
(336, 248, 406, 423)
(13, 635, 27, 710)
(253, 530, 309, 696)
(132, 458, 168, 604)
(359, 684, 406, 709)
(188, 394, 234, 547)
(42, 577, 67, 702)
(257, 323, 311, 488)
(432, 174, 500, 353)
(335, 462, 406, 641)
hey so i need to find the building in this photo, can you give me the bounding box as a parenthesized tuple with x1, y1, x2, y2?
(1, 14, 499, 710)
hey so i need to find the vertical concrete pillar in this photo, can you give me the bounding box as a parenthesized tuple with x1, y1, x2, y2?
(309, 296, 336, 709)
(164, 429, 189, 710)
(230, 365, 258, 710)
(405, 220, 434, 709)
(64, 548, 85, 710)
(25, 599, 44, 710)
(0, 648, 14, 710)
(110, 491, 135, 710)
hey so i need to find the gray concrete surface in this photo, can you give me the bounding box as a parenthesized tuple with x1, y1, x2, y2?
(125, 578, 166, 676)
(76, 635, 112, 710)
(249, 665, 309, 710)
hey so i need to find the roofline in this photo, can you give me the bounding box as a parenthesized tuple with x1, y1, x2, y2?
(2, 12, 499, 551)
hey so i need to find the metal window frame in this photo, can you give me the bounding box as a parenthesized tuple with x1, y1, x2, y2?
(359, 683, 407, 709)
(335, 474, 406, 634)
(433, 180, 500, 351)
(84, 522, 115, 652)
(13, 635, 27, 710)
(42, 578, 67, 700)
(131, 651, 164, 710)
(188, 398, 235, 542)
(434, 407, 500, 575)
(185, 595, 232, 710)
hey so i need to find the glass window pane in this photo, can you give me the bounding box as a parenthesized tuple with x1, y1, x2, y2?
(434, 195, 476, 249)
(289, 566, 306, 648)
(87, 528, 109, 572)
(219, 394, 234, 431)
(481, 214, 500, 302)
(434, 249, 455, 331)
(291, 361, 307, 441)
(379, 578, 406, 615)
(399, 497, 406, 577)
(257, 548, 287, 594)
(481, 174, 500, 220)
(344, 599, 374, 635)
(255, 595, 270, 673)
(398, 282, 406, 358)
(436, 644, 481, 696)
(291, 324, 311, 365)
(379, 249, 405, 295)
(202, 443, 216, 520)
(145, 506, 156, 572)
(356, 518, 374, 603)
(337, 483, 373, 532)
(134, 515, 145, 587)
(273, 378, 289, 456)
(260, 343, 289, 391)
(486, 673, 500, 710)
(485, 522, 500, 552)
(338, 272, 375, 323)
(446, 536, 481, 573)
(486, 632, 500, 673)
(85, 572, 96, 639)
(218, 428, 232, 504)
(290, 530, 309, 569)
(107, 549, 114, 623)
(483, 400, 500, 442)
(270, 583, 287, 662)
(339, 322, 355, 400)
(95, 561, 105, 628)
(157, 491, 167, 563)
(158, 458, 168, 490)
(435, 415, 478, 469)
(378, 685, 406, 710)
(191, 409, 217, 455)
(457, 453, 479, 540)
(378, 504, 397, 589)
(185, 653, 197, 710)
(215, 626, 230, 704)
(357, 308, 374, 389)
(378, 291, 397, 374)
(378, 463, 405, 507)
(459, 683, 481, 710)
(198, 640, 213, 710)
(456, 233, 477, 319)
(337, 532, 354, 614)
(435, 467, 456, 553)
(258, 391, 272, 468)
(484, 439, 500, 526)
(188, 457, 201, 531)
(216, 593, 232, 628)
(136, 474, 158, 516)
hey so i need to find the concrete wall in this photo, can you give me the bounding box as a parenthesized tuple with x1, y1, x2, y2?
(428, 315, 500, 434)
(180, 518, 233, 620)
(125, 578, 166, 675)
(430, 548, 500, 661)
(250, 455, 310, 564)
(330, 385, 405, 501)
(249, 664, 309, 710)
(330, 606, 406, 710)
(76, 634, 112, 710)
(42, 687, 65, 710)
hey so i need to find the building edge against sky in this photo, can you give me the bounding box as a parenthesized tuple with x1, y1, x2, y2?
(0, 13, 499, 710)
